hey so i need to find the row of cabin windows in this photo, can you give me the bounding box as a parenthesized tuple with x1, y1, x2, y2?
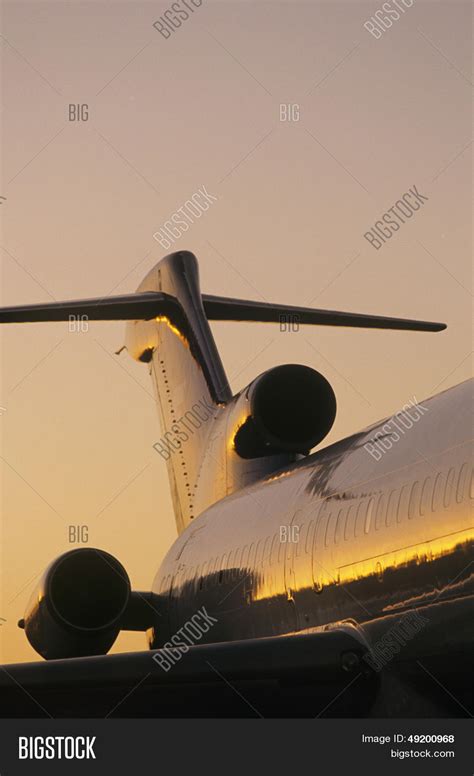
(311, 462, 473, 548)
(161, 464, 473, 593)
(167, 538, 270, 593)
(293, 463, 473, 556)
(167, 527, 303, 593)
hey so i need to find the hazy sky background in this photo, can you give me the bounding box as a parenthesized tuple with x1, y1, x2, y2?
(1, 0, 472, 663)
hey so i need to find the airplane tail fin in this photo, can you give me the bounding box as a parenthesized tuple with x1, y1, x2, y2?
(0, 250, 446, 533)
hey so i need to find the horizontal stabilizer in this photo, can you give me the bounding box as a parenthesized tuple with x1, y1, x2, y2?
(202, 294, 447, 332)
(0, 291, 446, 332)
(0, 292, 171, 323)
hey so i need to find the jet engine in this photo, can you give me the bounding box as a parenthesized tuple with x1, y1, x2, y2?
(231, 364, 337, 457)
(19, 548, 131, 660)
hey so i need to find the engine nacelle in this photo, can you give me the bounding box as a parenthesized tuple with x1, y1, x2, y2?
(231, 364, 336, 457)
(20, 548, 131, 660)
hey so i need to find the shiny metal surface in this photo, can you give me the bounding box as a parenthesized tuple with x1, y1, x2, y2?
(121, 253, 472, 654)
(149, 379, 473, 649)
(2, 250, 469, 676)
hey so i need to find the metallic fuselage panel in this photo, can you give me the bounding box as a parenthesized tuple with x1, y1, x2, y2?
(149, 379, 473, 648)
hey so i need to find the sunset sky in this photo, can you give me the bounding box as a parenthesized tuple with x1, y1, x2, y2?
(1, 0, 472, 663)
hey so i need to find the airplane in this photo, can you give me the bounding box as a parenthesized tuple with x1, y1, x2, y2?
(0, 250, 472, 718)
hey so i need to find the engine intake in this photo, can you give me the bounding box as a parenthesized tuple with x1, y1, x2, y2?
(233, 364, 336, 457)
(21, 548, 131, 660)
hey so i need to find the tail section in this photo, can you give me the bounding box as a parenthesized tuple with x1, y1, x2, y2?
(0, 249, 447, 534)
(129, 251, 447, 534)
(125, 252, 232, 533)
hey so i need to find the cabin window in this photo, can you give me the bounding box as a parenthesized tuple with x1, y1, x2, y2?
(397, 484, 410, 523)
(228, 550, 237, 581)
(456, 462, 469, 503)
(270, 535, 279, 565)
(408, 481, 420, 519)
(375, 494, 385, 530)
(344, 505, 355, 540)
(296, 516, 310, 558)
(219, 556, 226, 584)
(420, 477, 431, 515)
(278, 534, 286, 562)
(444, 468, 455, 508)
(314, 505, 329, 550)
(255, 539, 263, 568)
(386, 489, 398, 527)
(248, 543, 256, 569)
(355, 500, 366, 537)
(365, 498, 375, 533)
(233, 547, 241, 576)
(324, 511, 334, 546)
(432, 472, 444, 512)
(295, 523, 303, 557)
(209, 559, 216, 583)
(305, 521, 315, 553)
(262, 537, 271, 565)
(334, 508, 344, 544)
(315, 516, 327, 549)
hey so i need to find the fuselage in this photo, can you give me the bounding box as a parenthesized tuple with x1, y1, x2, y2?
(149, 379, 473, 649)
